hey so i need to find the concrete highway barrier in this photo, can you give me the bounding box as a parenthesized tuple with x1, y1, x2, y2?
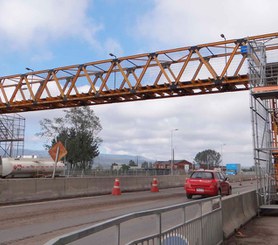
(0, 174, 256, 204)
(222, 190, 257, 238)
(0, 175, 186, 204)
(43, 190, 259, 244)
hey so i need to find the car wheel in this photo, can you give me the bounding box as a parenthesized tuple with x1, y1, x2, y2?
(186, 194, 192, 199)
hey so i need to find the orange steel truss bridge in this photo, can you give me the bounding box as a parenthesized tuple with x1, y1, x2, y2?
(0, 32, 277, 114)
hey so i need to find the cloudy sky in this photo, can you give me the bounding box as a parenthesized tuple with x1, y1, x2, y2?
(0, 0, 277, 166)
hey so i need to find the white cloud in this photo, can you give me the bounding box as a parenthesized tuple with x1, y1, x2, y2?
(0, 0, 102, 51)
(31, 50, 54, 63)
(10, 0, 277, 167)
(22, 86, 254, 166)
(135, 0, 278, 48)
(93, 91, 253, 165)
(22, 109, 66, 150)
(104, 38, 124, 57)
(119, 0, 278, 166)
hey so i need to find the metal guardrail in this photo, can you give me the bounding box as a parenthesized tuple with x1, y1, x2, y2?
(44, 196, 222, 245)
(63, 169, 256, 178)
(65, 169, 185, 177)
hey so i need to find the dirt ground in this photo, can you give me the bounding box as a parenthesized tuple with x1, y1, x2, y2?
(223, 215, 278, 245)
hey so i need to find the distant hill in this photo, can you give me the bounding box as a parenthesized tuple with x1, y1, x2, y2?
(23, 149, 155, 168)
(23, 149, 50, 158)
(94, 154, 155, 167)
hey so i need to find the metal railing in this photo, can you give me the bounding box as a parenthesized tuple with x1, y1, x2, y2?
(64, 169, 186, 177)
(44, 196, 222, 245)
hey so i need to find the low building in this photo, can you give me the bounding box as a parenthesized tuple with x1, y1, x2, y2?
(153, 160, 193, 171)
(111, 163, 122, 171)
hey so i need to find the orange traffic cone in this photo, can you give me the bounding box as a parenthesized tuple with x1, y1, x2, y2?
(112, 178, 121, 195)
(151, 177, 159, 192)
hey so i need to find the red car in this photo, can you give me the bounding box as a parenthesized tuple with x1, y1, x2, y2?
(184, 170, 232, 199)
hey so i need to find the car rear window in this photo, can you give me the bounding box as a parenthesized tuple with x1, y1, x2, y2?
(190, 171, 213, 179)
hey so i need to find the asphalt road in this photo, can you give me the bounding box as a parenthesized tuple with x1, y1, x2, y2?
(0, 181, 256, 245)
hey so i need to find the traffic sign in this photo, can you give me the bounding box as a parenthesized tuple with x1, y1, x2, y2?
(48, 141, 67, 162)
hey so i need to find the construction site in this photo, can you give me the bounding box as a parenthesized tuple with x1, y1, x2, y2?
(0, 32, 278, 209)
(249, 39, 278, 207)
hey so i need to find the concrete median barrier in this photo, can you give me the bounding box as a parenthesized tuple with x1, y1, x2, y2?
(0, 179, 36, 203)
(222, 190, 257, 238)
(36, 178, 65, 199)
(0, 175, 186, 204)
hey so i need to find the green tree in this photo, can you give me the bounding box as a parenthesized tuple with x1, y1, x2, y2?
(129, 160, 137, 166)
(121, 164, 130, 172)
(141, 161, 149, 169)
(193, 149, 221, 169)
(37, 106, 102, 170)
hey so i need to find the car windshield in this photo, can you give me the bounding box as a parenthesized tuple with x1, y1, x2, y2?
(190, 171, 213, 179)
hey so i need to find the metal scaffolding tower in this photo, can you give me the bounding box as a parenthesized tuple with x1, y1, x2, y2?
(249, 40, 278, 206)
(0, 114, 25, 157)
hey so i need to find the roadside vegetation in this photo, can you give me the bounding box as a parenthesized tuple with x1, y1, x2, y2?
(193, 149, 222, 169)
(37, 106, 102, 170)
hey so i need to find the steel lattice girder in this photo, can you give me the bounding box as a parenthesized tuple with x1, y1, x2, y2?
(0, 32, 278, 114)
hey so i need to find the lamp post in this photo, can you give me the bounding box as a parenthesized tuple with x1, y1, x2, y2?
(221, 143, 226, 170)
(25, 67, 34, 72)
(109, 53, 117, 89)
(220, 34, 227, 76)
(25, 67, 34, 99)
(170, 128, 178, 175)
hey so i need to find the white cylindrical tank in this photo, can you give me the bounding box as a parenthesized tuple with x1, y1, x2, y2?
(0, 157, 65, 178)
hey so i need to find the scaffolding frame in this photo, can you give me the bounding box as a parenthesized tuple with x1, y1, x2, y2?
(249, 40, 278, 206)
(0, 114, 25, 157)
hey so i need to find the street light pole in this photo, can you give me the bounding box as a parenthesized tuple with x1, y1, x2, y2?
(170, 128, 178, 175)
(25, 67, 34, 72)
(109, 53, 117, 89)
(25, 67, 34, 100)
(221, 143, 226, 170)
(220, 34, 227, 76)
